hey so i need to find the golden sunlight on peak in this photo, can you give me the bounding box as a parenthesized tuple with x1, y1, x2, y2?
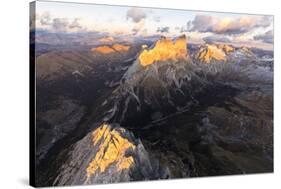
(91, 44, 130, 54)
(138, 35, 188, 66)
(217, 44, 235, 54)
(91, 46, 115, 54)
(241, 46, 251, 53)
(112, 44, 130, 52)
(86, 124, 135, 180)
(98, 36, 115, 43)
(196, 44, 226, 64)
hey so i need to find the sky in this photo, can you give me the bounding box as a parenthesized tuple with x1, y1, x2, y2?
(32, 1, 274, 50)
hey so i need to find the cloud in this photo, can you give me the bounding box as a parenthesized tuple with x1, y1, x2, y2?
(132, 20, 145, 35)
(190, 14, 272, 35)
(69, 18, 82, 29)
(40, 12, 52, 25)
(126, 8, 147, 35)
(37, 12, 84, 32)
(52, 18, 69, 32)
(203, 35, 231, 43)
(153, 16, 161, 23)
(157, 26, 170, 33)
(180, 26, 188, 33)
(126, 8, 146, 23)
(254, 30, 273, 43)
(178, 21, 192, 33)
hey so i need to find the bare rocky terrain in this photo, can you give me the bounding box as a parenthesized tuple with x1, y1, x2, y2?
(34, 35, 273, 186)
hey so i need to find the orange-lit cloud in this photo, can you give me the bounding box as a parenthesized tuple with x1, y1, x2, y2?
(190, 14, 272, 35)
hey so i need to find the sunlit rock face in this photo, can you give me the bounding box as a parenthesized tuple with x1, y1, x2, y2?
(139, 35, 188, 66)
(195, 44, 257, 64)
(112, 44, 130, 52)
(54, 124, 170, 185)
(86, 124, 135, 180)
(196, 44, 227, 63)
(217, 44, 235, 54)
(91, 44, 130, 54)
(91, 46, 115, 54)
(98, 36, 115, 43)
(240, 46, 253, 56)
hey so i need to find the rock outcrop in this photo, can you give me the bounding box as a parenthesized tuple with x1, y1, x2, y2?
(91, 44, 130, 54)
(54, 124, 170, 186)
(100, 35, 207, 126)
(195, 43, 258, 64)
(139, 35, 188, 66)
(36, 33, 273, 187)
(98, 36, 115, 43)
(112, 44, 130, 52)
(217, 44, 235, 54)
(195, 44, 227, 64)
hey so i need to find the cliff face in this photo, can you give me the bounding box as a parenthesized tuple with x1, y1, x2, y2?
(195, 44, 257, 64)
(195, 44, 227, 64)
(36, 33, 272, 187)
(86, 124, 136, 180)
(139, 35, 188, 66)
(54, 124, 170, 185)
(217, 44, 235, 54)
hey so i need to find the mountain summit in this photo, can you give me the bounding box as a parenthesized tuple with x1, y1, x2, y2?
(195, 44, 227, 64)
(195, 43, 257, 64)
(139, 35, 188, 66)
(54, 123, 169, 185)
(91, 44, 130, 54)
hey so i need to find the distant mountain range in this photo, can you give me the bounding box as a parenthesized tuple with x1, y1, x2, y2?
(35, 34, 273, 186)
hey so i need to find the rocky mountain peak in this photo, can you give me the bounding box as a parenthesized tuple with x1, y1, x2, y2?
(240, 46, 253, 55)
(86, 124, 136, 180)
(138, 35, 188, 66)
(54, 123, 170, 185)
(216, 44, 235, 54)
(112, 44, 130, 52)
(195, 44, 227, 63)
(91, 44, 130, 54)
(98, 36, 115, 43)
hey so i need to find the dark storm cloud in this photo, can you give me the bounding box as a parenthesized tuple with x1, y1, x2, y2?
(203, 35, 231, 43)
(157, 26, 170, 33)
(126, 8, 147, 23)
(190, 14, 272, 35)
(254, 30, 273, 43)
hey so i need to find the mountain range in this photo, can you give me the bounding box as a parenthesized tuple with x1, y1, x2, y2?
(34, 34, 273, 186)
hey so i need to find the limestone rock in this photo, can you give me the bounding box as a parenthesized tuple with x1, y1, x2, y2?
(53, 124, 170, 186)
(139, 35, 188, 66)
